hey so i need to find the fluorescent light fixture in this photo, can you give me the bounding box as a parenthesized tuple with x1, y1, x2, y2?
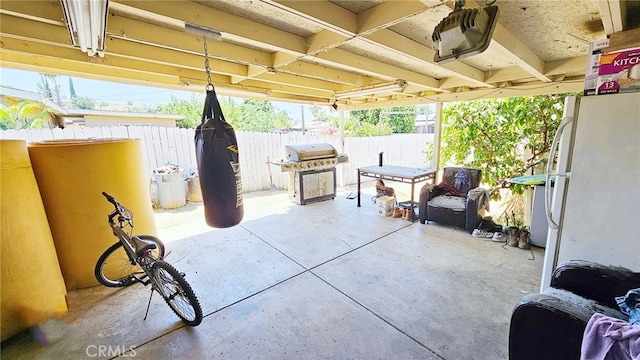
(334, 80, 407, 99)
(60, 0, 109, 57)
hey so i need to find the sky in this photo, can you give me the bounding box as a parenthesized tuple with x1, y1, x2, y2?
(0, 68, 314, 121)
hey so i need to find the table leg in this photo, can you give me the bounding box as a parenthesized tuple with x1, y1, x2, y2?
(410, 182, 415, 221)
(357, 171, 361, 207)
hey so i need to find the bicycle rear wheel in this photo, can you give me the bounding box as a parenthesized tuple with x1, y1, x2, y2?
(150, 260, 203, 326)
(95, 235, 165, 287)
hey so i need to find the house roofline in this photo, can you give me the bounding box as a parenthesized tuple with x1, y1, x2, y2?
(0, 86, 183, 120)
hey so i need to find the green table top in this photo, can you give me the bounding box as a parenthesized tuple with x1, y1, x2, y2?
(508, 174, 555, 185)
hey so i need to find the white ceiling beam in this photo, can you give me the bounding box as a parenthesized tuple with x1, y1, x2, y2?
(264, 0, 489, 90)
(490, 24, 551, 83)
(109, 12, 383, 89)
(338, 80, 585, 110)
(459, 0, 551, 83)
(314, 48, 442, 91)
(263, 0, 357, 35)
(597, 0, 625, 34)
(357, 1, 429, 34)
(364, 30, 490, 88)
(114, 0, 307, 55)
(114, 0, 444, 94)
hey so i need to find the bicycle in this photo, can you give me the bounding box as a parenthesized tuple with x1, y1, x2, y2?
(95, 192, 203, 326)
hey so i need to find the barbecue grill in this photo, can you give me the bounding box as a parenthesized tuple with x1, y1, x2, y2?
(275, 143, 348, 205)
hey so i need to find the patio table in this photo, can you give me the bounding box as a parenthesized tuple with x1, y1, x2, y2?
(357, 165, 436, 222)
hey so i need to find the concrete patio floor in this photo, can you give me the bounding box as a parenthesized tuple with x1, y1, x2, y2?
(2, 184, 544, 360)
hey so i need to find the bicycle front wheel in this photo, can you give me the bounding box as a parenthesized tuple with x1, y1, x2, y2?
(95, 235, 165, 287)
(150, 260, 203, 326)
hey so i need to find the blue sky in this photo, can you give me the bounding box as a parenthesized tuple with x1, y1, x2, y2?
(0, 68, 314, 121)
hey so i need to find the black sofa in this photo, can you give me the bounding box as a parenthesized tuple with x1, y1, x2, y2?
(509, 260, 640, 360)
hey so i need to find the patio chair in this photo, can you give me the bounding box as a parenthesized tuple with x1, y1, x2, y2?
(418, 167, 483, 233)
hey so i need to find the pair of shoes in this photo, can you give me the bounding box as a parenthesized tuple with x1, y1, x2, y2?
(402, 209, 414, 220)
(472, 229, 493, 238)
(518, 227, 530, 249)
(507, 227, 519, 247)
(492, 232, 506, 242)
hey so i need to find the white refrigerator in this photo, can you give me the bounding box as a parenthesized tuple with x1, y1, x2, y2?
(540, 92, 640, 291)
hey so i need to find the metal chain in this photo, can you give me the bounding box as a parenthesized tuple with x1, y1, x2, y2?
(203, 37, 213, 90)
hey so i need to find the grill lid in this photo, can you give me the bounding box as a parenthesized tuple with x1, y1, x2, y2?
(285, 143, 337, 162)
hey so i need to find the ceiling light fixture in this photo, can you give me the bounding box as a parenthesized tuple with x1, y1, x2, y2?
(432, 0, 499, 64)
(266, 67, 277, 74)
(334, 80, 407, 99)
(60, 0, 109, 57)
(331, 100, 338, 111)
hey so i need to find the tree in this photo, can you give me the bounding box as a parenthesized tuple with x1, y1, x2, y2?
(440, 94, 572, 198)
(347, 106, 417, 136)
(309, 105, 340, 135)
(156, 94, 205, 128)
(68, 77, 76, 98)
(69, 96, 95, 110)
(37, 74, 62, 105)
(228, 99, 292, 132)
(0, 101, 51, 130)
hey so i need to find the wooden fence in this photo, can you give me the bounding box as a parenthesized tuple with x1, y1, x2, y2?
(1, 127, 435, 192)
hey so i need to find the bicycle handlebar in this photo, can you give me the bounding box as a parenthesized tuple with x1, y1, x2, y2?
(102, 191, 117, 206)
(102, 191, 129, 225)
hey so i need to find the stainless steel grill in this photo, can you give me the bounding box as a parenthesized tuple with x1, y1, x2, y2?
(275, 143, 348, 205)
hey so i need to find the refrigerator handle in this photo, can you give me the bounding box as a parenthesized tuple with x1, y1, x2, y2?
(545, 115, 574, 229)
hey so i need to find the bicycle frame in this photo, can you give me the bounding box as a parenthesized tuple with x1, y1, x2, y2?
(104, 198, 156, 282)
(108, 223, 140, 267)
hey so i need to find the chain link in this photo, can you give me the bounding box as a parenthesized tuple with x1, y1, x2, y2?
(203, 37, 213, 89)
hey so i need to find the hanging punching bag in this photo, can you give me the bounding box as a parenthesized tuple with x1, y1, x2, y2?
(195, 86, 244, 228)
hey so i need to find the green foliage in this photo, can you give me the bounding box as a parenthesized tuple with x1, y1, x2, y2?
(156, 94, 205, 128)
(224, 98, 293, 132)
(440, 94, 573, 198)
(344, 117, 393, 137)
(310, 105, 340, 134)
(156, 94, 293, 131)
(347, 106, 417, 136)
(69, 96, 95, 110)
(0, 101, 51, 130)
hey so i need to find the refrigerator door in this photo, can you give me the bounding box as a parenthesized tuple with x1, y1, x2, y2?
(540, 96, 578, 291)
(555, 93, 640, 270)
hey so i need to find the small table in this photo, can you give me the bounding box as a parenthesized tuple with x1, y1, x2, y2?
(357, 165, 436, 221)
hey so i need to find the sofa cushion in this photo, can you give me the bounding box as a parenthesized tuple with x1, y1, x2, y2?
(428, 195, 466, 211)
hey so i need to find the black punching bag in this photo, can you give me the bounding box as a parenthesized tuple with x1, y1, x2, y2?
(195, 86, 243, 228)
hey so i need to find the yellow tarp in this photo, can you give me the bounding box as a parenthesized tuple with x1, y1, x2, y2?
(28, 139, 157, 290)
(1, 140, 68, 341)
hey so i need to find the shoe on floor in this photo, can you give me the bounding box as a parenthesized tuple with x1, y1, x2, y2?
(518, 227, 530, 249)
(472, 229, 493, 238)
(492, 232, 506, 242)
(507, 227, 519, 247)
